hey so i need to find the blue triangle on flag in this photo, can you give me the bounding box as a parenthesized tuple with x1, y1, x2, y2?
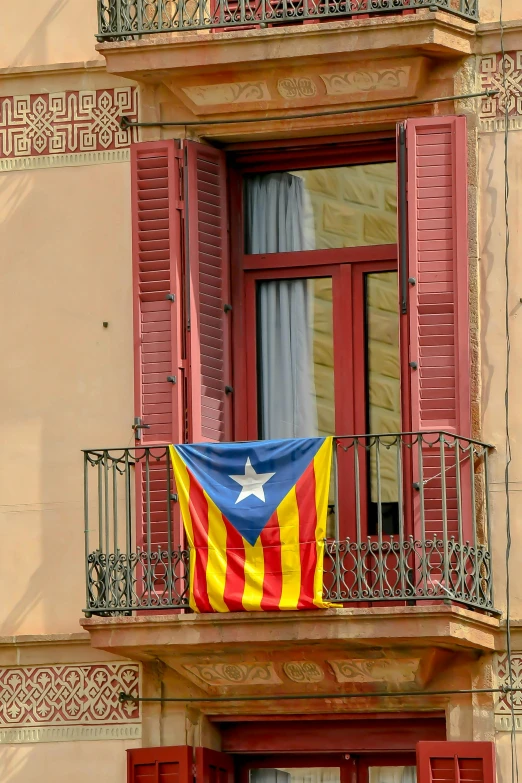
(174, 438, 325, 545)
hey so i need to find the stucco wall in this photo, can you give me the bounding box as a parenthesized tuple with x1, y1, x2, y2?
(0, 161, 133, 636)
(1, 0, 103, 70)
(480, 129, 522, 618)
(0, 738, 139, 783)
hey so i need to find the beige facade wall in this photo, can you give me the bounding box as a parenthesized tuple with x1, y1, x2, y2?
(479, 130, 522, 618)
(0, 162, 133, 637)
(1, 0, 103, 70)
(0, 738, 139, 783)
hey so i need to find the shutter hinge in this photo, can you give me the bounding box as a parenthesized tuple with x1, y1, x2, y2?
(225, 385, 234, 395)
(409, 361, 418, 370)
(167, 375, 177, 384)
(224, 303, 232, 313)
(132, 417, 151, 440)
(166, 293, 175, 302)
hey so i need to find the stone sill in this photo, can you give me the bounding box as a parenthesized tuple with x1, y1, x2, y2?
(81, 604, 500, 659)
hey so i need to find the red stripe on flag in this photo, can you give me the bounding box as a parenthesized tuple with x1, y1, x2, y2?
(260, 511, 283, 611)
(222, 517, 246, 611)
(187, 470, 213, 613)
(295, 460, 318, 609)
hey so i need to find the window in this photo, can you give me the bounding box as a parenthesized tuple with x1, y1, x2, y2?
(131, 117, 471, 550)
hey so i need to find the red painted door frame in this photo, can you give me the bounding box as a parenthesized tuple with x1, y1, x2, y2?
(241, 248, 398, 540)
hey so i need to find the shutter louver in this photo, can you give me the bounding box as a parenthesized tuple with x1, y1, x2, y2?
(406, 116, 470, 438)
(404, 117, 471, 545)
(128, 746, 192, 783)
(131, 141, 184, 568)
(196, 747, 234, 783)
(185, 142, 232, 443)
(132, 141, 184, 447)
(416, 742, 496, 783)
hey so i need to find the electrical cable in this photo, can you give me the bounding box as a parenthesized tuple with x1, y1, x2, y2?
(119, 686, 519, 705)
(120, 89, 499, 129)
(499, 0, 519, 778)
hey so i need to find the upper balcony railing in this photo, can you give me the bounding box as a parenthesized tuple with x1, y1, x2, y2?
(83, 432, 495, 617)
(96, 0, 478, 40)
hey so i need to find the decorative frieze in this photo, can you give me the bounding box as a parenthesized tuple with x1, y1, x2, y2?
(0, 87, 139, 171)
(0, 663, 140, 743)
(480, 52, 522, 131)
(182, 662, 282, 688)
(496, 653, 522, 731)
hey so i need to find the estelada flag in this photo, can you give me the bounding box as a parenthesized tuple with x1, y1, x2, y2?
(169, 437, 337, 612)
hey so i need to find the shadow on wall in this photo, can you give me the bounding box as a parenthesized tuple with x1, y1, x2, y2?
(10, 0, 72, 68)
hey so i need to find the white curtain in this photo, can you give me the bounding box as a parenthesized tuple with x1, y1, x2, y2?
(244, 173, 317, 439)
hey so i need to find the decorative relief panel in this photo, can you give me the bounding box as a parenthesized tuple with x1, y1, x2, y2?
(496, 653, 522, 731)
(182, 662, 282, 688)
(277, 78, 318, 99)
(283, 662, 325, 683)
(321, 67, 409, 96)
(480, 52, 522, 131)
(182, 82, 270, 106)
(328, 658, 419, 685)
(0, 663, 140, 744)
(0, 87, 139, 171)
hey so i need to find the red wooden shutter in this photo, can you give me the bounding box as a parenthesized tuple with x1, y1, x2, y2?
(196, 747, 234, 783)
(128, 746, 192, 783)
(406, 115, 470, 438)
(131, 141, 185, 574)
(185, 141, 232, 443)
(416, 742, 496, 783)
(403, 116, 472, 548)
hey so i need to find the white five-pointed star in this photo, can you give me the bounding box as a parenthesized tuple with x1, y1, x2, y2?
(229, 457, 275, 504)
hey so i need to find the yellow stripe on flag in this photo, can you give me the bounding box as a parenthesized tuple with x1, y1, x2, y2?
(277, 486, 302, 610)
(313, 437, 335, 607)
(204, 492, 229, 613)
(242, 534, 265, 611)
(169, 445, 197, 612)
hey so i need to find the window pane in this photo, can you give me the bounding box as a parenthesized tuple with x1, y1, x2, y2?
(368, 767, 416, 783)
(250, 769, 341, 783)
(257, 277, 334, 440)
(257, 276, 336, 537)
(365, 271, 400, 535)
(244, 164, 397, 253)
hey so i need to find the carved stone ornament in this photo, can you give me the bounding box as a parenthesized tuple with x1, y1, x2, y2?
(277, 77, 318, 99)
(182, 82, 271, 107)
(0, 88, 139, 171)
(321, 68, 409, 96)
(328, 658, 419, 684)
(0, 663, 140, 744)
(283, 662, 325, 683)
(182, 662, 282, 687)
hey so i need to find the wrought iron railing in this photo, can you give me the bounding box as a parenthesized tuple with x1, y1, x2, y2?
(83, 432, 495, 616)
(96, 0, 479, 40)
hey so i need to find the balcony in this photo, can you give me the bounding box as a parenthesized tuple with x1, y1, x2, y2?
(83, 432, 495, 618)
(96, 0, 478, 40)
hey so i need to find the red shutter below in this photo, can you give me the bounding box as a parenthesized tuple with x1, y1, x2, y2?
(416, 742, 496, 783)
(196, 747, 234, 783)
(128, 746, 192, 783)
(185, 141, 232, 443)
